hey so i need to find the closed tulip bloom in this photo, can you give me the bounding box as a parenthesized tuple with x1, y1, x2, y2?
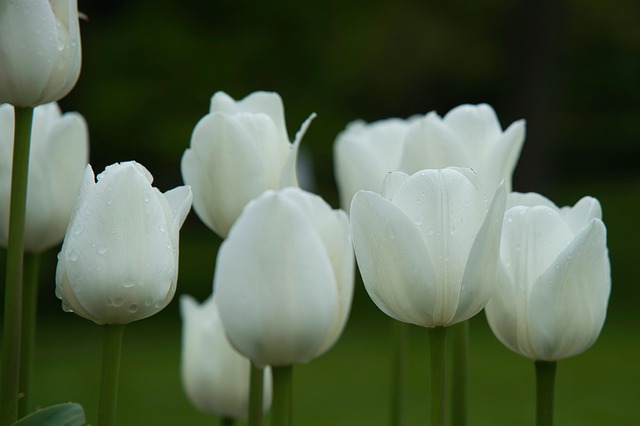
(0, 103, 88, 252)
(485, 193, 611, 361)
(55, 161, 192, 325)
(0, 0, 82, 106)
(215, 187, 354, 367)
(181, 91, 314, 238)
(399, 104, 525, 197)
(180, 295, 271, 419)
(333, 117, 418, 210)
(350, 168, 507, 328)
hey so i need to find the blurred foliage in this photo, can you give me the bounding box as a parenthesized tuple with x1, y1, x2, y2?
(2, 0, 639, 424)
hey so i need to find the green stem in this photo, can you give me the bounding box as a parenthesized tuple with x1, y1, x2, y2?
(248, 363, 264, 426)
(18, 252, 41, 418)
(535, 361, 557, 426)
(272, 366, 293, 426)
(97, 324, 125, 426)
(390, 320, 408, 426)
(221, 417, 234, 426)
(429, 327, 447, 426)
(0, 107, 34, 426)
(451, 320, 469, 426)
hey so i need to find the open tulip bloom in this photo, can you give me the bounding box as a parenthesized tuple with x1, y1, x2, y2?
(350, 167, 506, 425)
(181, 91, 314, 238)
(485, 192, 611, 425)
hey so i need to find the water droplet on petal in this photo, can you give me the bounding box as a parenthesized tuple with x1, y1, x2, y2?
(144, 298, 154, 307)
(144, 194, 150, 202)
(129, 304, 138, 313)
(414, 213, 424, 225)
(159, 224, 166, 233)
(97, 246, 108, 255)
(113, 297, 124, 307)
(123, 282, 135, 288)
(426, 227, 435, 236)
(73, 223, 84, 235)
(68, 248, 79, 262)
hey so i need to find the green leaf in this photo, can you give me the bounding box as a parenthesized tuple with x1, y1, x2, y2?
(12, 403, 86, 426)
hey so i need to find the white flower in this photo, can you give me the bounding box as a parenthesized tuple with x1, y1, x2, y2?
(350, 168, 507, 328)
(215, 187, 354, 367)
(55, 161, 192, 324)
(333, 117, 418, 210)
(181, 91, 314, 238)
(399, 104, 525, 197)
(0, 0, 82, 106)
(180, 295, 271, 419)
(0, 103, 88, 252)
(485, 193, 611, 361)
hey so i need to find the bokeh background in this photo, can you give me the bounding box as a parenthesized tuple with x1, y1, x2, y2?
(2, 0, 640, 424)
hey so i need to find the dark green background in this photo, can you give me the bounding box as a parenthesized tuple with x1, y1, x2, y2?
(4, 0, 640, 424)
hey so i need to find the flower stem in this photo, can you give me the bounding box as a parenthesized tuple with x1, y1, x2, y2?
(272, 366, 293, 426)
(390, 320, 408, 426)
(221, 417, 234, 426)
(248, 363, 264, 426)
(535, 361, 557, 426)
(451, 320, 469, 426)
(97, 324, 125, 426)
(429, 326, 447, 426)
(0, 106, 34, 426)
(18, 252, 41, 418)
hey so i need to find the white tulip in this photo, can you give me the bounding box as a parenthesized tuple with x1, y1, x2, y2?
(180, 295, 271, 419)
(333, 117, 418, 210)
(0, 103, 88, 252)
(399, 104, 525, 197)
(485, 192, 611, 361)
(55, 161, 192, 325)
(214, 187, 354, 367)
(181, 91, 314, 238)
(350, 168, 507, 328)
(0, 0, 82, 106)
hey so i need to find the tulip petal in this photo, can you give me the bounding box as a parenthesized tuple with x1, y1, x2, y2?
(391, 169, 486, 325)
(280, 113, 316, 188)
(442, 104, 502, 154)
(350, 190, 438, 327)
(182, 112, 287, 237)
(453, 182, 507, 323)
(481, 120, 525, 193)
(507, 191, 557, 210)
(211, 91, 289, 145)
(528, 219, 611, 360)
(381, 171, 409, 200)
(399, 113, 472, 174)
(215, 191, 339, 367)
(559, 196, 602, 234)
(280, 187, 354, 356)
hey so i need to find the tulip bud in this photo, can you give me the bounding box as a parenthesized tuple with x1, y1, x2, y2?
(350, 168, 507, 328)
(0, 0, 82, 106)
(214, 187, 354, 367)
(399, 105, 525, 197)
(55, 161, 192, 325)
(180, 295, 272, 419)
(0, 103, 88, 252)
(333, 117, 418, 211)
(485, 193, 611, 361)
(181, 91, 314, 238)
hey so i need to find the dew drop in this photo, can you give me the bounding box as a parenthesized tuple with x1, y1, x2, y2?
(426, 227, 435, 236)
(73, 223, 84, 235)
(68, 248, 79, 262)
(144, 297, 154, 307)
(450, 225, 457, 236)
(62, 303, 73, 313)
(414, 214, 424, 225)
(506, 215, 513, 223)
(129, 304, 138, 313)
(144, 193, 150, 202)
(113, 297, 124, 307)
(159, 224, 166, 233)
(97, 246, 108, 255)
(123, 281, 135, 288)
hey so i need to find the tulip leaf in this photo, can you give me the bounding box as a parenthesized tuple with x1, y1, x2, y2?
(11, 403, 86, 426)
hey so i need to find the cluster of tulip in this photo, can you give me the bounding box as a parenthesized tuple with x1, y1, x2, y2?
(0, 1, 610, 426)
